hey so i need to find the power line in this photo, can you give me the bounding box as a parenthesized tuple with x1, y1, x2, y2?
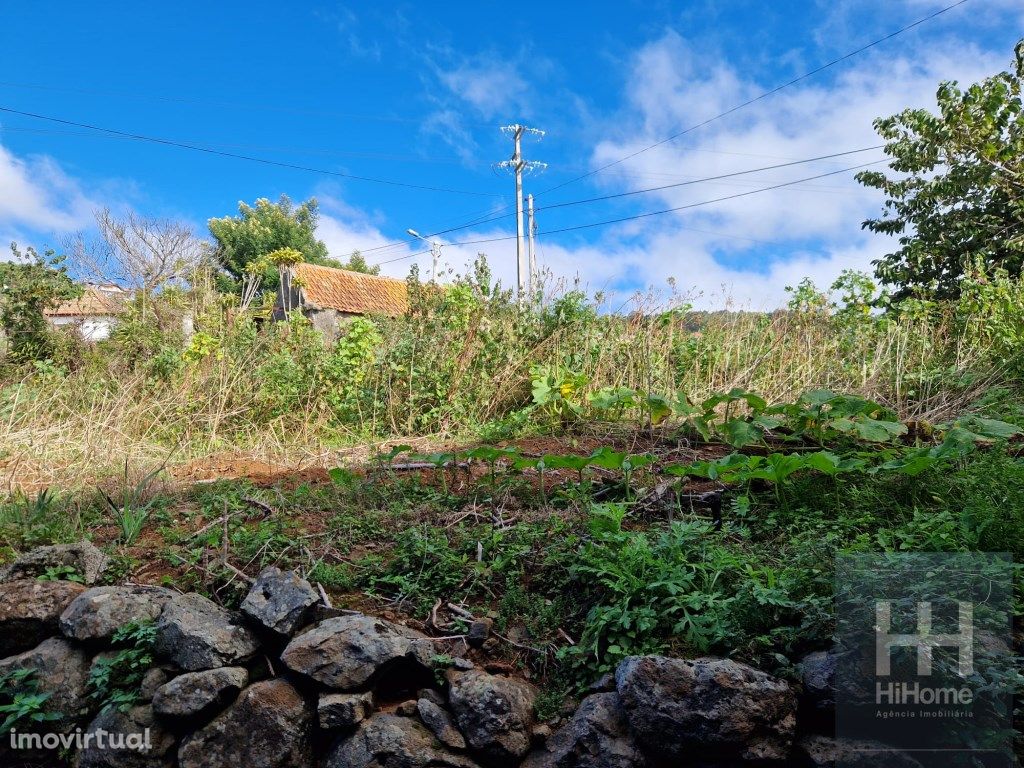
(377, 248, 432, 266)
(537, 145, 882, 211)
(539, 160, 887, 235)
(532, 0, 970, 198)
(0, 124, 488, 166)
(0, 79, 496, 128)
(363, 144, 883, 261)
(353, 1, 966, 258)
(372, 159, 888, 265)
(0, 104, 498, 197)
(341, 142, 875, 259)
(348, 202, 518, 259)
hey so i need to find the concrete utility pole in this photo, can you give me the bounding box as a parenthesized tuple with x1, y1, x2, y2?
(527, 193, 537, 297)
(499, 125, 545, 298)
(406, 229, 443, 283)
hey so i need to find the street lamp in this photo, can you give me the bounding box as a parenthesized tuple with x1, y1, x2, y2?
(406, 229, 443, 283)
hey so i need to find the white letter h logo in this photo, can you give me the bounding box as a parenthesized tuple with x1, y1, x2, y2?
(875, 601, 973, 676)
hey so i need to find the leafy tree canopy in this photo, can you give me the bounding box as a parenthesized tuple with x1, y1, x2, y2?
(857, 40, 1024, 301)
(337, 250, 380, 275)
(208, 196, 339, 288)
(0, 244, 81, 362)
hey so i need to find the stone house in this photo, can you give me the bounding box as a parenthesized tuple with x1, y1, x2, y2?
(275, 263, 408, 339)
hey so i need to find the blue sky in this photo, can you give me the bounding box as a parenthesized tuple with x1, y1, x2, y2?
(1, 1, 1021, 307)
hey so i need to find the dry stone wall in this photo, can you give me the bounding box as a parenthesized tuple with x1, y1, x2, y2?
(0, 543, 919, 768)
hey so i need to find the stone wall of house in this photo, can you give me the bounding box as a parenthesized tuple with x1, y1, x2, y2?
(0, 543, 914, 768)
(305, 308, 359, 342)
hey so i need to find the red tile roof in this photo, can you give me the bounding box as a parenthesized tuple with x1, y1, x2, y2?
(45, 287, 126, 317)
(292, 263, 408, 317)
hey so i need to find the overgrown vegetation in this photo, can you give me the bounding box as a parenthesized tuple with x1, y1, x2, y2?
(87, 620, 158, 713)
(0, 669, 61, 736)
(0, 38, 1022, 732)
(4, 257, 1024, 489)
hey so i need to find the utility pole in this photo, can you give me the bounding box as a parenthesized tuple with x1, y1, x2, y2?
(498, 125, 545, 299)
(527, 193, 537, 298)
(406, 229, 443, 283)
(429, 240, 442, 283)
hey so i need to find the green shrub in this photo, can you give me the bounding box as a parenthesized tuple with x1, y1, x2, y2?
(0, 669, 62, 735)
(87, 621, 157, 712)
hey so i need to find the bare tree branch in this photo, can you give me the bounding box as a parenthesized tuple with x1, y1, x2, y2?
(68, 209, 208, 293)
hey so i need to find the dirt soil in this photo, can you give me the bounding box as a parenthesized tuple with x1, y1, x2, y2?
(168, 432, 729, 491)
(172, 455, 333, 488)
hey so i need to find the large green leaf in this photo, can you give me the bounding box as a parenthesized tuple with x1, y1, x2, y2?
(644, 393, 673, 425)
(722, 418, 761, 448)
(830, 416, 907, 442)
(623, 454, 656, 472)
(799, 389, 838, 406)
(542, 454, 592, 472)
(531, 378, 555, 406)
(953, 416, 1022, 440)
(587, 446, 627, 470)
(588, 387, 638, 411)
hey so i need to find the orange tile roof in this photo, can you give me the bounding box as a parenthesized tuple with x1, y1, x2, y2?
(45, 287, 126, 317)
(292, 263, 408, 317)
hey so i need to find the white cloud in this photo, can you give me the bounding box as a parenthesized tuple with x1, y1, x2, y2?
(321, 23, 1018, 311)
(511, 30, 1009, 307)
(419, 109, 480, 165)
(437, 59, 529, 119)
(420, 48, 546, 165)
(0, 142, 102, 247)
(318, 6, 382, 61)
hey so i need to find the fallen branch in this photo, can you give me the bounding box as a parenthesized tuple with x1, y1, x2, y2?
(187, 512, 236, 540)
(494, 631, 547, 655)
(446, 602, 475, 620)
(220, 560, 254, 585)
(317, 582, 333, 609)
(384, 461, 470, 471)
(242, 496, 274, 515)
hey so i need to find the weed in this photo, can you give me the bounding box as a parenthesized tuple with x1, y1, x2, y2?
(0, 669, 61, 735)
(534, 684, 572, 722)
(369, 525, 475, 614)
(100, 460, 164, 546)
(36, 564, 84, 583)
(308, 561, 356, 592)
(429, 654, 456, 686)
(87, 621, 157, 712)
(0, 489, 72, 549)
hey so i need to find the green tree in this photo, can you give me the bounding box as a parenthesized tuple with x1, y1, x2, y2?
(0, 244, 81, 362)
(338, 250, 380, 275)
(857, 40, 1024, 301)
(208, 196, 338, 289)
(830, 269, 882, 317)
(785, 277, 829, 315)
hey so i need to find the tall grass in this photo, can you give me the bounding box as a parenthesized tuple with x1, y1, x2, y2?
(0, 271, 1013, 490)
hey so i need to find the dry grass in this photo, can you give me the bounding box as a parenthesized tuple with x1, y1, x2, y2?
(0, 295, 1003, 492)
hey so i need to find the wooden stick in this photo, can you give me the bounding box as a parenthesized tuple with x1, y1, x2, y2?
(221, 560, 254, 585)
(187, 512, 235, 540)
(242, 496, 274, 515)
(446, 603, 475, 620)
(317, 582, 333, 609)
(494, 631, 546, 655)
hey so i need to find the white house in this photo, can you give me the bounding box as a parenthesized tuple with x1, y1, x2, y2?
(45, 284, 127, 341)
